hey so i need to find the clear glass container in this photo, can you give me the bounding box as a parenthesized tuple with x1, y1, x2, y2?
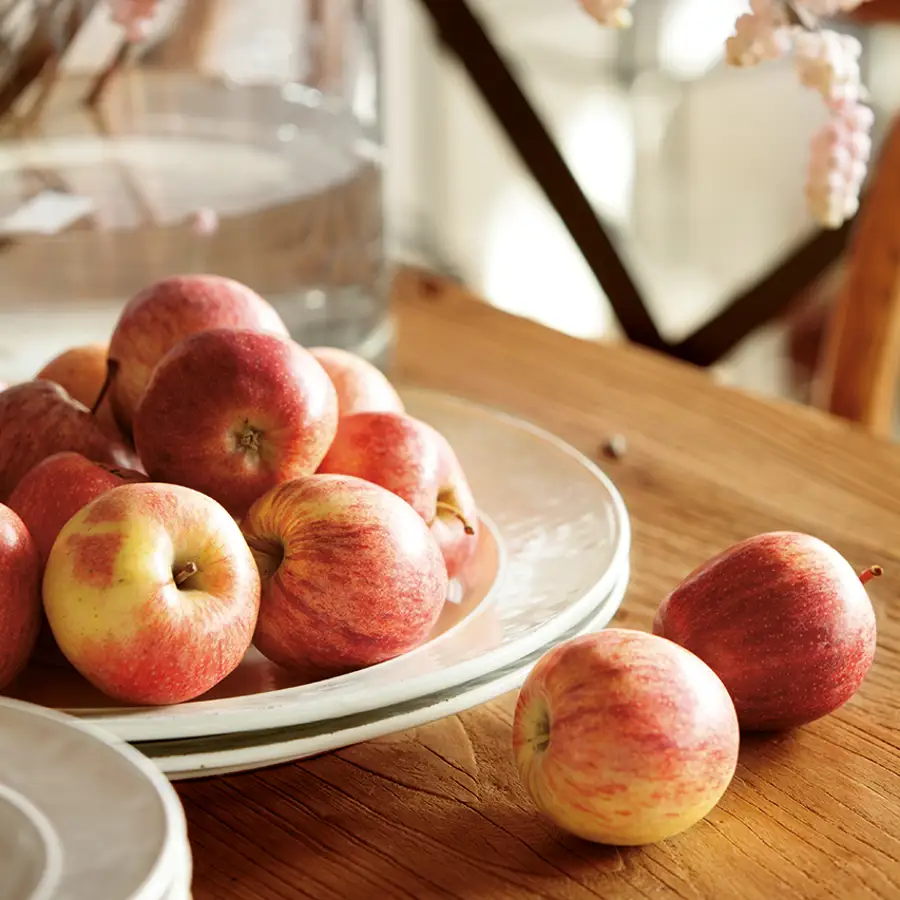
(0, 0, 388, 381)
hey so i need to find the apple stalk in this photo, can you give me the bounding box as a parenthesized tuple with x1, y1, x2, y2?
(434, 500, 476, 535)
(174, 561, 199, 586)
(859, 565, 883, 585)
(91, 358, 120, 417)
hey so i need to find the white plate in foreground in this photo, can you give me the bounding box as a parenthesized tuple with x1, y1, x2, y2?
(11, 389, 630, 743)
(0, 698, 189, 900)
(141, 566, 630, 780)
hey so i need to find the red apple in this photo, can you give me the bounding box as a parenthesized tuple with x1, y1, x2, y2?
(513, 629, 739, 845)
(318, 411, 478, 578)
(8, 452, 146, 566)
(0, 381, 134, 503)
(653, 531, 879, 731)
(37, 344, 121, 442)
(42, 482, 261, 705)
(107, 274, 289, 435)
(8, 452, 144, 670)
(0, 504, 42, 689)
(310, 346, 404, 416)
(134, 328, 338, 519)
(242, 474, 449, 677)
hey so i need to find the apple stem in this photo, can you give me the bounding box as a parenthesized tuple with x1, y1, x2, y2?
(174, 561, 199, 586)
(435, 501, 476, 536)
(859, 565, 884, 585)
(91, 357, 119, 416)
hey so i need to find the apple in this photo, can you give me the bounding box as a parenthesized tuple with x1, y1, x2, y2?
(134, 328, 338, 519)
(513, 629, 739, 845)
(8, 452, 146, 566)
(37, 344, 121, 442)
(7, 452, 144, 670)
(310, 346, 404, 416)
(107, 274, 289, 435)
(652, 531, 879, 731)
(0, 381, 134, 503)
(318, 411, 478, 578)
(42, 482, 261, 705)
(242, 474, 449, 676)
(0, 504, 42, 689)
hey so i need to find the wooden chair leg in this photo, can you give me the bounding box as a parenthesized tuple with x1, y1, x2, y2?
(813, 115, 900, 436)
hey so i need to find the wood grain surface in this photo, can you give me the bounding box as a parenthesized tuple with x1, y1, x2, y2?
(177, 267, 900, 900)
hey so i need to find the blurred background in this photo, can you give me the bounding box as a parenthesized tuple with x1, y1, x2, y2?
(0, 0, 898, 405)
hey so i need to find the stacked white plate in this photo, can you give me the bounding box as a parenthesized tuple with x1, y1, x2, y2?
(0, 698, 192, 900)
(10, 389, 631, 780)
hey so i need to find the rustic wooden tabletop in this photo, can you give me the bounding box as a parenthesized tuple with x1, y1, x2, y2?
(177, 267, 900, 900)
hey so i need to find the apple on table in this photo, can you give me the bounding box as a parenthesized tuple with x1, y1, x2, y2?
(653, 531, 879, 731)
(42, 482, 261, 705)
(513, 629, 739, 845)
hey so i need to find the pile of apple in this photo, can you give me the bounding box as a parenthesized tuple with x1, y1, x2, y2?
(513, 531, 880, 846)
(0, 274, 479, 705)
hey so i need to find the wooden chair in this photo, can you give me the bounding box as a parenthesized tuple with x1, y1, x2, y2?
(812, 115, 900, 437)
(801, 3, 900, 436)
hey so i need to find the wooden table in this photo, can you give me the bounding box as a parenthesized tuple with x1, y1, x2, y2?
(177, 268, 900, 899)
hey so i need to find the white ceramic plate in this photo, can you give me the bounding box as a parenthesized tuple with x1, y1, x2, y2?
(11, 390, 630, 743)
(0, 698, 189, 900)
(140, 566, 630, 780)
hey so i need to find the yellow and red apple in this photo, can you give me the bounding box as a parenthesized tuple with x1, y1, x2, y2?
(42, 482, 261, 705)
(513, 629, 739, 845)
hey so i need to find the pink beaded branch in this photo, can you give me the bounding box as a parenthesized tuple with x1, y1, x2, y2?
(580, 0, 875, 230)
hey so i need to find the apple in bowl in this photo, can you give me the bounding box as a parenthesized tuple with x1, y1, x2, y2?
(107, 274, 289, 435)
(0, 504, 42, 690)
(242, 474, 448, 677)
(134, 328, 338, 519)
(318, 411, 478, 578)
(42, 482, 261, 705)
(310, 346, 403, 416)
(37, 344, 121, 442)
(8, 452, 146, 566)
(0, 381, 134, 503)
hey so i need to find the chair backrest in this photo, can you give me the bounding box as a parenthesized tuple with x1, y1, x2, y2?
(812, 116, 900, 437)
